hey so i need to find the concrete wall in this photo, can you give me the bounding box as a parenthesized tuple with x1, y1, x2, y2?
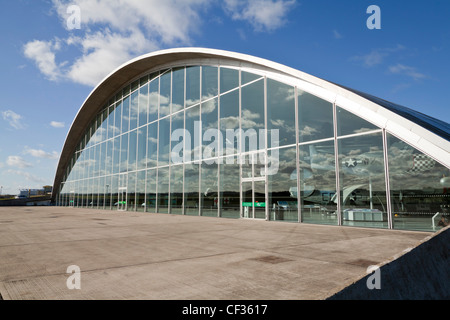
(327, 226, 450, 300)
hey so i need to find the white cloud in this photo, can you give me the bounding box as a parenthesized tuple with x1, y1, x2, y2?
(24, 147, 60, 160)
(67, 29, 158, 86)
(6, 170, 46, 184)
(25, 0, 296, 87)
(6, 156, 33, 168)
(224, 0, 296, 32)
(2, 110, 25, 129)
(50, 121, 65, 128)
(333, 30, 342, 39)
(23, 39, 63, 81)
(24, 0, 211, 87)
(351, 45, 405, 67)
(388, 64, 427, 81)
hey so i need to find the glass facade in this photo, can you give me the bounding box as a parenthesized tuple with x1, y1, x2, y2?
(57, 64, 450, 232)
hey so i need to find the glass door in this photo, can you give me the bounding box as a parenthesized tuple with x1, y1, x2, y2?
(241, 152, 267, 220)
(118, 173, 127, 211)
(254, 180, 266, 219)
(118, 187, 127, 211)
(69, 191, 75, 208)
(242, 181, 253, 218)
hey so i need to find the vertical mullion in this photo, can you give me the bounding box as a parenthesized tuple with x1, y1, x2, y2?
(383, 129, 393, 229)
(333, 103, 342, 226)
(295, 86, 301, 223)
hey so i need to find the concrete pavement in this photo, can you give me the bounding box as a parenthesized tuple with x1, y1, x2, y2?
(0, 206, 434, 300)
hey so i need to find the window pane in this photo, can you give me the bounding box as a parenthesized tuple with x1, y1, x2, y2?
(157, 167, 169, 213)
(93, 144, 100, 177)
(137, 126, 147, 170)
(201, 162, 218, 217)
(268, 147, 298, 222)
(104, 175, 111, 209)
(299, 140, 337, 225)
(99, 142, 106, 176)
(136, 171, 146, 212)
(202, 97, 218, 159)
(107, 104, 115, 139)
(100, 109, 108, 141)
(148, 77, 159, 123)
(138, 83, 149, 127)
(113, 136, 120, 174)
(338, 132, 388, 228)
(170, 112, 184, 165)
(87, 147, 94, 177)
(241, 79, 264, 152)
(105, 140, 113, 175)
(146, 169, 157, 212)
(172, 67, 184, 113)
(220, 89, 239, 155)
(129, 91, 138, 131)
(388, 134, 450, 232)
(131, 79, 139, 92)
(184, 162, 199, 216)
(170, 164, 183, 214)
(122, 96, 130, 133)
(160, 71, 171, 117)
(147, 122, 158, 168)
(202, 66, 218, 99)
(337, 106, 379, 137)
(120, 133, 128, 173)
(158, 117, 170, 165)
(111, 175, 118, 209)
(298, 91, 334, 143)
(267, 79, 296, 147)
(128, 129, 137, 172)
(220, 156, 240, 219)
(220, 67, 238, 94)
(185, 105, 201, 163)
(242, 71, 261, 85)
(186, 66, 200, 107)
(114, 102, 122, 137)
(127, 172, 136, 211)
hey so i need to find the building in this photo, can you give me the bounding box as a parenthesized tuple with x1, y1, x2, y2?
(54, 48, 450, 232)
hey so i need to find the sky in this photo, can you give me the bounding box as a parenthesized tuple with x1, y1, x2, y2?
(0, 0, 449, 195)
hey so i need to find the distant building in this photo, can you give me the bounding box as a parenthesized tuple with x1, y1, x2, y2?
(19, 186, 53, 198)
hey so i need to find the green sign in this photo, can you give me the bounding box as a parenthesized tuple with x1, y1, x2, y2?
(242, 202, 266, 207)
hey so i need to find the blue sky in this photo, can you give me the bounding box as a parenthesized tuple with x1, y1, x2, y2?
(0, 0, 449, 194)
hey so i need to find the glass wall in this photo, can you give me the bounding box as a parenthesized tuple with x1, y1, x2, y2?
(268, 146, 298, 221)
(58, 64, 450, 232)
(338, 132, 388, 229)
(299, 140, 337, 225)
(219, 156, 240, 218)
(387, 134, 450, 231)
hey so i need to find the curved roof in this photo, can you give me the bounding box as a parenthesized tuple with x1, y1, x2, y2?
(52, 47, 450, 199)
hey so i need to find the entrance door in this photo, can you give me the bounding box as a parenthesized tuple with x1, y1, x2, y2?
(118, 173, 127, 211)
(241, 152, 267, 220)
(118, 187, 127, 211)
(69, 191, 75, 208)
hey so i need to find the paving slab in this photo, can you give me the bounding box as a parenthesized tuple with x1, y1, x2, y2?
(0, 206, 431, 300)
